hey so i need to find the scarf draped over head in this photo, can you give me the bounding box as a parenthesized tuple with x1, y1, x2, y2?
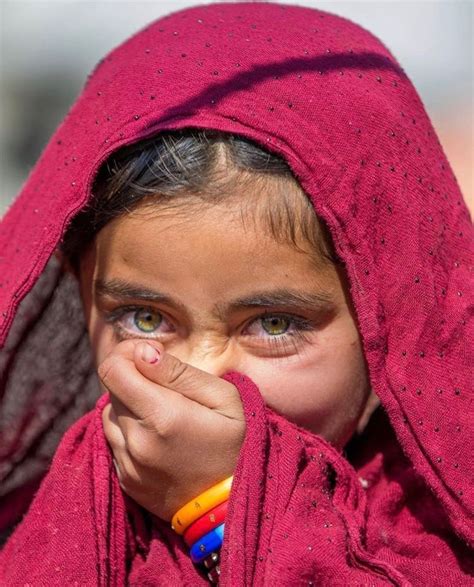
(0, 2, 472, 584)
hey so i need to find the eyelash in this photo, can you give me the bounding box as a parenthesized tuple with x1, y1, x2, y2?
(103, 305, 315, 353)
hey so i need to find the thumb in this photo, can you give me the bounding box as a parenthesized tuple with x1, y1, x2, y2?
(134, 341, 244, 419)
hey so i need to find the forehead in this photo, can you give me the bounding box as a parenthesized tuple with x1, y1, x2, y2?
(87, 200, 343, 306)
(112, 172, 332, 265)
(97, 200, 305, 264)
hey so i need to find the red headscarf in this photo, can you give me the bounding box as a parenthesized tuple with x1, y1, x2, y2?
(0, 2, 472, 584)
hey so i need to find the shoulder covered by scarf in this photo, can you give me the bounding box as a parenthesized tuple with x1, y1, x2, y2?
(0, 2, 472, 584)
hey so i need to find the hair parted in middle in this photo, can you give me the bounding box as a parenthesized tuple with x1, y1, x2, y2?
(62, 129, 341, 268)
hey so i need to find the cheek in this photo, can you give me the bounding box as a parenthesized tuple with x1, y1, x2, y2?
(239, 333, 369, 448)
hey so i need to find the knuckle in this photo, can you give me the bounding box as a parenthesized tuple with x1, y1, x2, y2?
(125, 431, 149, 465)
(119, 465, 141, 490)
(98, 340, 136, 384)
(97, 356, 119, 387)
(216, 382, 245, 419)
(222, 381, 239, 400)
(151, 408, 177, 440)
(136, 403, 177, 440)
(125, 415, 174, 467)
(165, 358, 189, 387)
(103, 424, 119, 450)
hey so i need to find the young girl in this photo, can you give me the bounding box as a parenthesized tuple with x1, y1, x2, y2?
(0, 2, 472, 584)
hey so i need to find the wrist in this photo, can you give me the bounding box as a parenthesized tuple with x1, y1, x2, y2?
(170, 476, 233, 580)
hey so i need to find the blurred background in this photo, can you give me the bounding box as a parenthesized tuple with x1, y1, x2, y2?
(0, 0, 472, 216)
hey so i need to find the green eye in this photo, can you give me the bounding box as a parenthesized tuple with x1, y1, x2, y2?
(261, 316, 290, 335)
(133, 309, 162, 333)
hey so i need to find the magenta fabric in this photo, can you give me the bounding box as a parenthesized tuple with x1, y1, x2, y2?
(0, 2, 472, 584)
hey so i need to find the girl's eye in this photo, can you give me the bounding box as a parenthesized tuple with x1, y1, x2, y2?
(243, 313, 315, 355)
(261, 315, 290, 336)
(104, 306, 170, 339)
(133, 309, 162, 333)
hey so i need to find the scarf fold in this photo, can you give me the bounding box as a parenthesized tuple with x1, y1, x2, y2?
(1, 373, 472, 584)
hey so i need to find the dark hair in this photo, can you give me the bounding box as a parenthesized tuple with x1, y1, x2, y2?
(61, 129, 340, 267)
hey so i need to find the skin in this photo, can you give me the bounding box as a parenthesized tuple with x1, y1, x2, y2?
(75, 192, 379, 521)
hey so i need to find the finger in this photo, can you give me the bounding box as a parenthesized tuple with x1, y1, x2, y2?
(108, 394, 172, 469)
(98, 339, 243, 422)
(102, 403, 127, 453)
(109, 394, 140, 440)
(102, 404, 141, 488)
(133, 341, 244, 418)
(98, 347, 185, 422)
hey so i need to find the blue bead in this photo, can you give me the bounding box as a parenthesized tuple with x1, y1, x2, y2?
(190, 523, 225, 564)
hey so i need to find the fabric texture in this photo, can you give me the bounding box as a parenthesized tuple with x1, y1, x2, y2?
(0, 2, 472, 584)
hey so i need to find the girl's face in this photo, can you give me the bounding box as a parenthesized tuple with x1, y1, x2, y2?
(78, 195, 379, 450)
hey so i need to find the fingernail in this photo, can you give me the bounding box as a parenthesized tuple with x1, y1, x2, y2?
(141, 342, 160, 364)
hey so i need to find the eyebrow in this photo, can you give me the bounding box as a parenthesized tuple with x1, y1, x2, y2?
(94, 278, 337, 318)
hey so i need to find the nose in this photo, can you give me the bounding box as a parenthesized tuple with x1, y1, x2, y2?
(170, 337, 238, 378)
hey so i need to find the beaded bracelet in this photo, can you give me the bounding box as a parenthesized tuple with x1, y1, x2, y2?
(171, 476, 233, 535)
(184, 500, 228, 546)
(207, 564, 221, 584)
(190, 523, 225, 563)
(202, 552, 220, 570)
(204, 556, 220, 585)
